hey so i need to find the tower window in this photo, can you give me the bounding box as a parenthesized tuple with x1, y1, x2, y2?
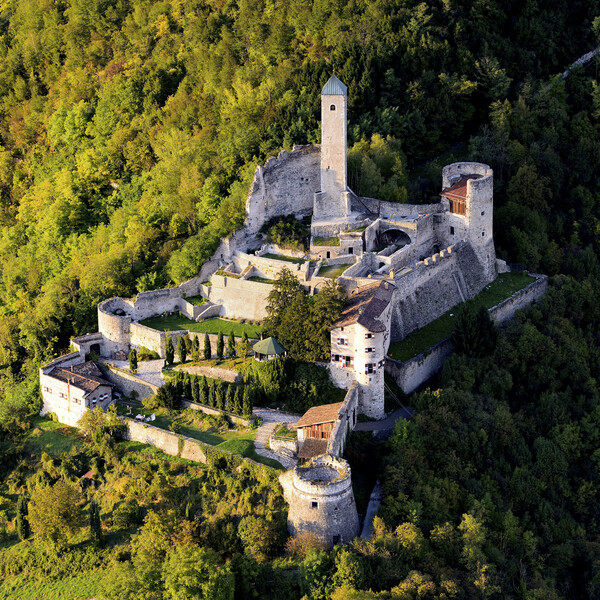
(450, 226, 455, 235)
(481, 211, 485, 216)
(482, 231, 485, 237)
(330, 104, 336, 111)
(311, 501, 318, 509)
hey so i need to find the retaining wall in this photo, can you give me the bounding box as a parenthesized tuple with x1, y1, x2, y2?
(101, 365, 159, 400)
(176, 364, 242, 383)
(180, 400, 254, 426)
(209, 275, 272, 321)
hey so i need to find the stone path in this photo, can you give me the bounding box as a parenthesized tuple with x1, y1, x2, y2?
(253, 408, 299, 470)
(354, 407, 413, 432)
(360, 481, 383, 539)
(111, 359, 166, 388)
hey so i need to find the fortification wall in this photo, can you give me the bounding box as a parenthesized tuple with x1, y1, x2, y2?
(176, 364, 242, 383)
(101, 365, 159, 400)
(209, 275, 271, 321)
(71, 333, 104, 356)
(327, 363, 356, 389)
(181, 400, 253, 426)
(40, 351, 84, 375)
(327, 382, 360, 456)
(489, 274, 548, 323)
(234, 251, 307, 281)
(356, 197, 444, 218)
(245, 145, 320, 235)
(130, 323, 166, 356)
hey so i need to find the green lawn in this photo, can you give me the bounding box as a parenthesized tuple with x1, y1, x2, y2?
(140, 315, 262, 338)
(185, 295, 207, 306)
(247, 275, 276, 284)
(25, 417, 83, 457)
(262, 252, 306, 264)
(319, 264, 351, 278)
(313, 236, 340, 246)
(0, 570, 107, 600)
(387, 272, 536, 361)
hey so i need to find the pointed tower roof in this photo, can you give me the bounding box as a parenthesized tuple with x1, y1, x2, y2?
(322, 74, 347, 96)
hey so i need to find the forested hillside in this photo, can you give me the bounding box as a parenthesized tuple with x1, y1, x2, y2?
(1, 0, 600, 597)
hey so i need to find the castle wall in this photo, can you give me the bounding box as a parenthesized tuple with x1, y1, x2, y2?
(234, 251, 308, 281)
(326, 382, 360, 456)
(356, 197, 444, 219)
(245, 145, 320, 234)
(209, 275, 272, 321)
(181, 400, 254, 427)
(130, 323, 167, 356)
(101, 364, 159, 400)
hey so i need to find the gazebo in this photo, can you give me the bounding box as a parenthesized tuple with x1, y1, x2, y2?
(253, 337, 286, 361)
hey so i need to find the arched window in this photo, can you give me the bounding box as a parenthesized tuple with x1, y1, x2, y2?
(330, 104, 336, 111)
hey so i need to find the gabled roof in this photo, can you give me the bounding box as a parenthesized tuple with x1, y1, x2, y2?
(294, 402, 344, 429)
(334, 281, 395, 333)
(252, 337, 286, 356)
(48, 361, 113, 395)
(322, 74, 347, 96)
(440, 174, 481, 201)
(297, 438, 329, 459)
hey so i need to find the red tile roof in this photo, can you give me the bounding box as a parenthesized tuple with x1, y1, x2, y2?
(334, 281, 395, 332)
(294, 402, 344, 429)
(440, 174, 481, 201)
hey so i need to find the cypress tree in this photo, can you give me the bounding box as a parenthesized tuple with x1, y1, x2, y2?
(232, 386, 242, 416)
(215, 381, 225, 410)
(228, 331, 236, 358)
(128, 348, 138, 373)
(16, 494, 30, 540)
(175, 371, 184, 395)
(184, 372, 192, 399)
(225, 383, 234, 412)
(89, 500, 103, 548)
(177, 335, 187, 364)
(191, 375, 199, 403)
(208, 383, 216, 407)
(200, 376, 209, 405)
(166, 336, 174, 366)
(203, 333, 211, 360)
(192, 336, 200, 361)
(242, 386, 252, 417)
(216, 331, 224, 360)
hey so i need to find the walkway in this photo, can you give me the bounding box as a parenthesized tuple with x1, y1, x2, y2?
(360, 481, 383, 539)
(111, 358, 166, 388)
(253, 408, 299, 470)
(354, 406, 413, 432)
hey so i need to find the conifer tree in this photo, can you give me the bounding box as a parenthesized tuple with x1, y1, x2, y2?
(208, 383, 216, 407)
(215, 381, 225, 410)
(232, 386, 242, 416)
(128, 348, 138, 373)
(191, 375, 199, 403)
(242, 386, 252, 417)
(177, 335, 187, 364)
(16, 494, 30, 540)
(89, 500, 103, 548)
(192, 336, 200, 361)
(203, 333, 211, 360)
(184, 372, 192, 399)
(216, 331, 224, 360)
(166, 337, 175, 366)
(175, 371, 184, 395)
(200, 376, 209, 405)
(225, 383, 234, 412)
(228, 331, 236, 358)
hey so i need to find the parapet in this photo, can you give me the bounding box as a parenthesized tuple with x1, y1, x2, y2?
(442, 162, 492, 189)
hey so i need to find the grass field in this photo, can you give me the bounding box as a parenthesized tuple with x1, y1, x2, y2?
(247, 275, 276, 284)
(262, 253, 306, 264)
(319, 264, 351, 278)
(0, 570, 107, 600)
(185, 295, 207, 306)
(140, 315, 262, 338)
(387, 272, 536, 361)
(25, 418, 83, 457)
(313, 236, 340, 246)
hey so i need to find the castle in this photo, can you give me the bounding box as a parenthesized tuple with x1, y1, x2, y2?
(39, 75, 535, 548)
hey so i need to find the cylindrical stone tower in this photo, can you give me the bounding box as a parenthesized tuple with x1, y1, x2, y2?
(279, 454, 360, 548)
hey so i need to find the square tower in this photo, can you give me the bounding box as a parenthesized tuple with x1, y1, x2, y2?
(313, 75, 351, 220)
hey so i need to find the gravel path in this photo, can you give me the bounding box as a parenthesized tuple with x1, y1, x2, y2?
(253, 408, 299, 470)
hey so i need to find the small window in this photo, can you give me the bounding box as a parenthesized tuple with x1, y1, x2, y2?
(482, 231, 485, 237)
(311, 501, 318, 509)
(365, 333, 373, 339)
(450, 226, 455, 235)
(481, 211, 485, 216)
(348, 247, 353, 254)
(326, 251, 330, 259)
(330, 104, 336, 111)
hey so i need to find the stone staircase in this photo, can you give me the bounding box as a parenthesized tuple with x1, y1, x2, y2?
(195, 302, 222, 321)
(253, 413, 299, 470)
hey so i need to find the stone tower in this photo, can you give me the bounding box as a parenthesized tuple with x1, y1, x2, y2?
(440, 162, 496, 281)
(313, 75, 351, 221)
(279, 454, 360, 548)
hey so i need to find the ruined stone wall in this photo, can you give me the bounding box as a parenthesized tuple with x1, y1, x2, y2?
(245, 145, 320, 234)
(101, 364, 159, 400)
(234, 251, 307, 281)
(327, 382, 360, 456)
(489, 274, 548, 324)
(209, 275, 272, 321)
(355, 197, 444, 218)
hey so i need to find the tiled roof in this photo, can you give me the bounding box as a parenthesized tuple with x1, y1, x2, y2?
(322, 74, 347, 96)
(294, 402, 344, 429)
(334, 281, 395, 332)
(48, 361, 112, 395)
(440, 175, 481, 201)
(297, 438, 329, 459)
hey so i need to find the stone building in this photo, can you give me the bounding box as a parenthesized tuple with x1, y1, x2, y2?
(279, 454, 360, 548)
(40, 352, 113, 427)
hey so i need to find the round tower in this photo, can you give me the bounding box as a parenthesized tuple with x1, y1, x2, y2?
(440, 162, 496, 281)
(313, 74, 351, 221)
(279, 455, 360, 548)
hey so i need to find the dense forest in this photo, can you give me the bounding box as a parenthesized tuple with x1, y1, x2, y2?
(1, 0, 600, 597)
